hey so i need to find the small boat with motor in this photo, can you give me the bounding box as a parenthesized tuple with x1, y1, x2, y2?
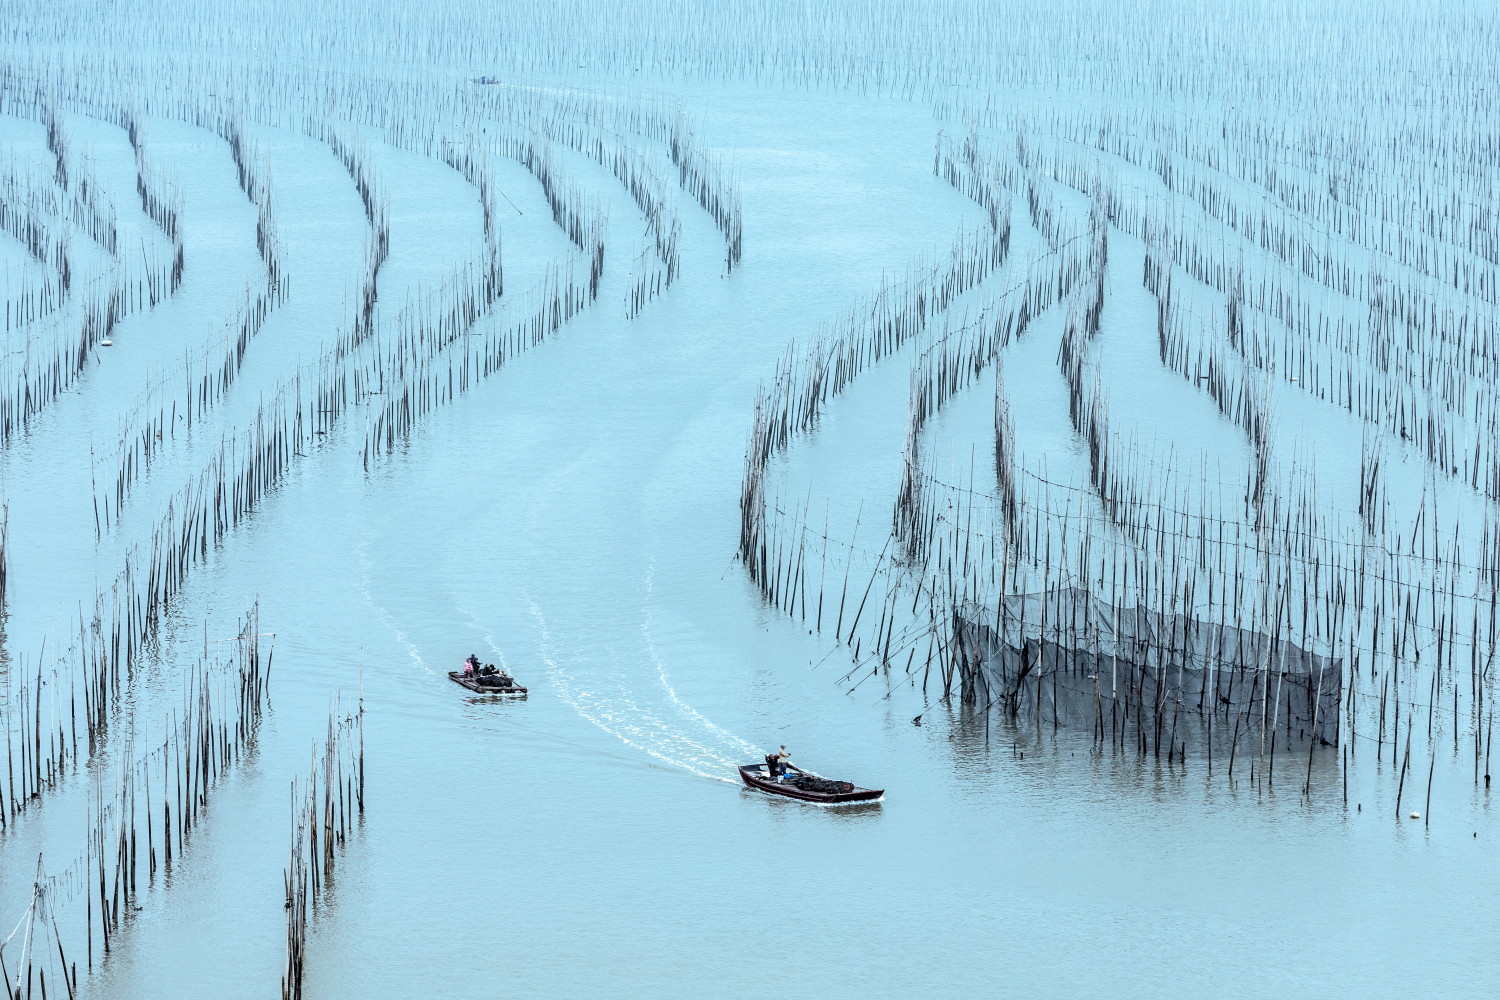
(738, 762, 883, 803)
(449, 653, 526, 696)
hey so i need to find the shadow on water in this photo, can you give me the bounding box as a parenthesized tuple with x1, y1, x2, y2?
(459, 694, 529, 709)
(930, 695, 1355, 812)
(737, 787, 885, 821)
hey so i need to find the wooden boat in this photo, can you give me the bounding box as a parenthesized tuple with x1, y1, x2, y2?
(737, 763, 883, 803)
(447, 670, 527, 696)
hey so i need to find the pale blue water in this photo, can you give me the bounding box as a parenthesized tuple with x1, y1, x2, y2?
(0, 6, 1496, 998)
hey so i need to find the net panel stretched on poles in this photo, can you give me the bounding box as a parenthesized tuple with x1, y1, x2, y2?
(951, 587, 1341, 748)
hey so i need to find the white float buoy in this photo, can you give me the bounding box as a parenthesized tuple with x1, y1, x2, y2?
(1410, 811, 1420, 820)
(101, 339, 112, 347)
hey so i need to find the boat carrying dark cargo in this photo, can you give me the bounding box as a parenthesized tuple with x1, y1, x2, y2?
(738, 763, 883, 803)
(447, 671, 527, 696)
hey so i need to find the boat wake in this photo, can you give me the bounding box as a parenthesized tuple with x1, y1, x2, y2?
(530, 588, 750, 785)
(452, 588, 512, 676)
(642, 565, 762, 762)
(356, 536, 433, 674)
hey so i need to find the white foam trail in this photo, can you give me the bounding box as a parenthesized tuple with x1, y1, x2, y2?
(529, 598, 736, 783)
(356, 536, 432, 674)
(642, 564, 762, 761)
(452, 589, 511, 674)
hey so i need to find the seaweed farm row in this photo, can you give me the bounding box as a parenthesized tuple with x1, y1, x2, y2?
(0, 34, 750, 994)
(741, 94, 1500, 823)
(0, 1, 1496, 995)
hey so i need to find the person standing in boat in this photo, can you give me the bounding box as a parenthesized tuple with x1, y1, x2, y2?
(764, 745, 791, 780)
(465, 653, 481, 676)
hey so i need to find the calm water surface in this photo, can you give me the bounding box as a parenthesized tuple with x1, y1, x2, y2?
(0, 83, 1493, 999)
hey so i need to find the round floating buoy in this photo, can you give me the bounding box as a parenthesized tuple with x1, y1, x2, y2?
(101, 339, 112, 347)
(1410, 810, 1420, 820)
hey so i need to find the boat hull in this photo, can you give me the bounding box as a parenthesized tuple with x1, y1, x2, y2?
(737, 765, 882, 803)
(447, 671, 527, 696)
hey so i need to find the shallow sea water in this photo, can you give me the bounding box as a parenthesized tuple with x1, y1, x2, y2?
(0, 78, 1494, 1000)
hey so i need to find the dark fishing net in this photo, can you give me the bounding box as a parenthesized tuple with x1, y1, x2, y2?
(790, 774, 855, 795)
(475, 673, 516, 688)
(952, 587, 1342, 748)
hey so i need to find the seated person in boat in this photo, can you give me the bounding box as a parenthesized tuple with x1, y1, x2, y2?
(465, 653, 514, 687)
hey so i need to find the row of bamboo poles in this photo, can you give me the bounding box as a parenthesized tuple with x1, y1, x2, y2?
(739, 220, 1016, 579)
(0, 604, 268, 1000)
(0, 65, 725, 992)
(667, 108, 741, 272)
(98, 108, 403, 539)
(95, 104, 294, 523)
(1000, 116, 1500, 506)
(998, 92, 1500, 293)
(0, 87, 122, 332)
(6, 112, 604, 798)
(41, 98, 118, 258)
(738, 114, 1500, 819)
(303, 114, 390, 353)
(0, 157, 73, 293)
(101, 280, 278, 525)
(0, 43, 742, 1000)
(758, 437, 1497, 809)
(984, 97, 1498, 318)
(0, 248, 182, 448)
(950, 118, 1500, 580)
(4, 95, 619, 803)
(361, 254, 584, 464)
(0, 373, 303, 827)
(0, 89, 190, 448)
(457, 84, 727, 277)
(123, 107, 184, 285)
(282, 699, 364, 1000)
(954, 125, 1500, 778)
